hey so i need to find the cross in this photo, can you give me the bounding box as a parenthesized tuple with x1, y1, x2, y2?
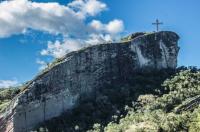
(152, 19, 163, 32)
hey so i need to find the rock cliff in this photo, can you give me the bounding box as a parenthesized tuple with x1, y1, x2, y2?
(0, 31, 179, 132)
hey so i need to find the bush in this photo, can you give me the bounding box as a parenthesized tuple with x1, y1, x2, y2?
(0, 87, 20, 113)
(103, 68, 200, 132)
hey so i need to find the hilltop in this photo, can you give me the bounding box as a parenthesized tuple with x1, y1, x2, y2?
(0, 31, 183, 132)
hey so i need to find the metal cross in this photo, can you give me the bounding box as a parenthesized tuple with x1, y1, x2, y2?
(152, 19, 163, 32)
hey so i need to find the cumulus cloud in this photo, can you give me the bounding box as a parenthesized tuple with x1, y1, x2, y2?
(41, 33, 117, 58)
(90, 19, 124, 34)
(68, 0, 107, 18)
(0, 80, 18, 88)
(0, 0, 125, 58)
(40, 39, 84, 58)
(0, 0, 106, 37)
(36, 59, 48, 71)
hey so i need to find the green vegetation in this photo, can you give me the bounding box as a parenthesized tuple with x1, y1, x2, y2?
(103, 67, 200, 132)
(121, 32, 153, 42)
(32, 67, 200, 132)
(33, 68, 175, 131)
(0, 87, 20, 112)
(5, 66, 199, 132)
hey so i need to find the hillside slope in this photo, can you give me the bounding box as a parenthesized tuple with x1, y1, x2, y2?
(103, 67, 200, 132)
(1, 31, 179, 132)
(32, 67, 200, 132)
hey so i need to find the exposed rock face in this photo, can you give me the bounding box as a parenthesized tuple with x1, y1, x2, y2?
(0, 31, 179, 132)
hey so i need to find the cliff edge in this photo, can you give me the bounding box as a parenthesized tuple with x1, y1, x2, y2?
(0, 31, 179, 132)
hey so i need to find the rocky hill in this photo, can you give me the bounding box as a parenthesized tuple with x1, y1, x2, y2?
(0, 31, 179, 132)
(35, 67, 200, 132)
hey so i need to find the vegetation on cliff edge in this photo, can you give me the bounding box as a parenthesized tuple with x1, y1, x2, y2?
(2, 67, 200, 132)
(30, 67, 200, 132)
(0, 87, 20, 113)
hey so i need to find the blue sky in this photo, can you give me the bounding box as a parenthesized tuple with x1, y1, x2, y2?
(0, 0, 200, 87)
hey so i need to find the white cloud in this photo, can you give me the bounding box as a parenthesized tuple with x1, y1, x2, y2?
(90, 19, 124, 34)
(86, 33, 112, 44)
(0, 0, 125, 59)
(0, 0, 106, 38)
(0, 80, 18, 88)
(41, 39, 84, 58)
(36, 59, 48, 71)
(40, 33, 114, 58)
(90, 20, 105, 31)
(106, 19, 124, 34)
(68, 0, 107, 18)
